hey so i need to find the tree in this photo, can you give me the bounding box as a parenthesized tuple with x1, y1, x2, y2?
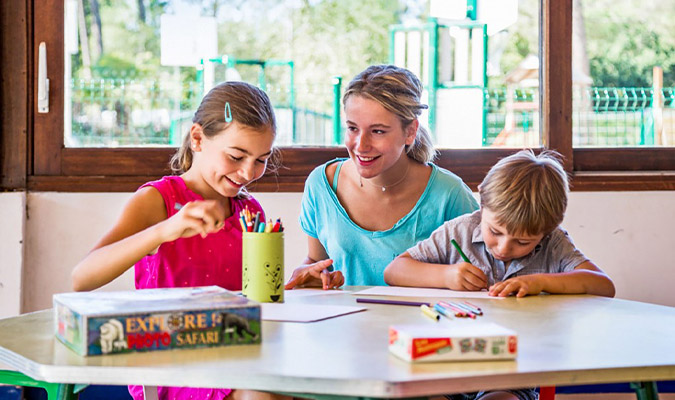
(583, 0, 675, 87)
(89, 0, 104, 61)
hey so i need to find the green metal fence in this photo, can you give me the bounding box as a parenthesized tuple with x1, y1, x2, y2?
(484, 87, 539, 147)
(68, 77, 202, 147)
(482, 86, 674, 148)
(67, 75, 674, 149)
(573, 87, 675, 146)
(68, 76, 339, 147)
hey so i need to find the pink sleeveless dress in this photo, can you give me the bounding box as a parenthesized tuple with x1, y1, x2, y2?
(128, 175, 264, 400)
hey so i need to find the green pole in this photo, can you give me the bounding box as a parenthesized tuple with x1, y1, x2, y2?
(258, 64, 266, 91)
(466, 0, 477, 20)
(332, 76, 342, 144)
(389, 26, 396, 65)
(630, 381, 660, 400)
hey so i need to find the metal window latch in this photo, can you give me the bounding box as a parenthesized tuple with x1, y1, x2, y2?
(37, 42, 49, 113)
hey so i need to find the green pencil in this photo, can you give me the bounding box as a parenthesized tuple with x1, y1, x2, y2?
(450, 239, 470, 263)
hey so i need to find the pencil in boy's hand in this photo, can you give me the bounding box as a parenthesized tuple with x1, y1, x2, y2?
(450, 239, 470, 263)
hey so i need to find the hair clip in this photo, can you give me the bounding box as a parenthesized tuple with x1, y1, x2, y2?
(224, 102, 233, 122)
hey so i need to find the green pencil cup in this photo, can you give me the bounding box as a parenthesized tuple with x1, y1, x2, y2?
(242, 232, 284, 303)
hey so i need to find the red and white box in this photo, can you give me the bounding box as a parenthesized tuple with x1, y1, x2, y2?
(389, 323, 517, 362)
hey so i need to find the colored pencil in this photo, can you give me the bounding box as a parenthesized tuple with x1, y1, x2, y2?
(420, 304, 441, 321)
(450, 239, 470, 263)
(355, 298, 430, 307)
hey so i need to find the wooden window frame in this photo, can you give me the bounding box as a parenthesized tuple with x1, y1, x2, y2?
(2, 0, 673, 193)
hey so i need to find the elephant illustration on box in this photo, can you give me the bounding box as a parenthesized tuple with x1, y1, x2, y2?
(220, 312, 259, 343)
(99, 319, 127, 354)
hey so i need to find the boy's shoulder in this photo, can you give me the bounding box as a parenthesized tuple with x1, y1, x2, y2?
(442, 210, 481, 233)
(542, 226, 574, 245)
(536, 226, 579, 257)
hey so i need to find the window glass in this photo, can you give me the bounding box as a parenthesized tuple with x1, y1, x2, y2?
(572, 0, 675, 147)
(64, 0, 540, 149)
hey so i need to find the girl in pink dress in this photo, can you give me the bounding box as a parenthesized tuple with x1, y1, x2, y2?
(72, 81, 281, 400)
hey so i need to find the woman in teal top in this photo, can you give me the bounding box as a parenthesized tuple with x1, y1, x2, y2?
(285, 65, 478, 288)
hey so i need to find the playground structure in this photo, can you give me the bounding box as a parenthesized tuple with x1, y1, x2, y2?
(390, 17, 488, 148)
(389, 0, 533, 148)
(195, 56, 341, 147)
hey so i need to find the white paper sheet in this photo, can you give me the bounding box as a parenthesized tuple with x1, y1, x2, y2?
(284, 288, 352, 298)
(353, 286, 505, 299)
(261, 303, 366, 322)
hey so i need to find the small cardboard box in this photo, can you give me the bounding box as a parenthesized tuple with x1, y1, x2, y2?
(54, 286, 261, 356)
(389, 322, 517, 362)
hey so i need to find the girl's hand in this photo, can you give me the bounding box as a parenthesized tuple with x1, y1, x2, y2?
(489, 275, 544, 297)
(444, 262, 488, 291)
(285, 259, 344, 290)
(159, 200, 226, 242)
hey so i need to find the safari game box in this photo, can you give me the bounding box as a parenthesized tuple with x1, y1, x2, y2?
(54, 286, 261, 356)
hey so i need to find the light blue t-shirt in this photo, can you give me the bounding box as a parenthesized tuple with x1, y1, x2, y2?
(299, 158, 479, 286)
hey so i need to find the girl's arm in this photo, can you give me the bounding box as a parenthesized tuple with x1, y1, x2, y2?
(71, 187, 225, 291)
(384, 252, 488, 291)
(285, 236, 343, 289)
(488, 261, 616, 298)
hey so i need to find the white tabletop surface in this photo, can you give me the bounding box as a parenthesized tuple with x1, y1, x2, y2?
(1, 287, 675, 398)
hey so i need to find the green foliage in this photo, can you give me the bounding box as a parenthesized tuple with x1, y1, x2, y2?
(489, 0, 538, 87)
(290, 0, 403, 109)
(583, 0, 675, 87)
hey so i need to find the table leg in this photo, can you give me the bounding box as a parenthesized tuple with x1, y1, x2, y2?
(631, 381, 660, 400)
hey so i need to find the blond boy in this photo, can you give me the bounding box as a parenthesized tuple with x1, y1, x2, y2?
(384, 149, 615, 298)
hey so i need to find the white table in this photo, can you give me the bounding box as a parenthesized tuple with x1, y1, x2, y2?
(1, 288, 674, 399)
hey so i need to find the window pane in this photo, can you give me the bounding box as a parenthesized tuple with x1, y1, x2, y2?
(572, 0, 675, 148)
(421, 0, 541, 148)
(63, 0, 540, 149)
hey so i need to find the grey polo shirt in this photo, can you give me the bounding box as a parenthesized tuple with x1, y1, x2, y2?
(407, 210, 589, 287)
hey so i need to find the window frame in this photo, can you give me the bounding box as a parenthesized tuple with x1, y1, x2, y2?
(2, 0, 674, 193)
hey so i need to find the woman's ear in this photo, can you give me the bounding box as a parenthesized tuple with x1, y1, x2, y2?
(190, 124, 204, 151)
(405, 119, 419, 146)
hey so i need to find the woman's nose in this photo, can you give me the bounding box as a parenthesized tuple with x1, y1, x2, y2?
(356, 132, 370, 152)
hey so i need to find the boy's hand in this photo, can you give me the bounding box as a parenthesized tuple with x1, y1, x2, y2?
(285, 259, 344, 290)
(444, 262, 488, 291)
(489, 275, 544, 297)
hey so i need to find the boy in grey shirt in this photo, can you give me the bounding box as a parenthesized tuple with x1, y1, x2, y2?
(384, 150, 615, 400)
(384, 149, 615, 299)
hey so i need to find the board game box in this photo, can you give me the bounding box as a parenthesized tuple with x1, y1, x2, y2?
(54, 286, 261, 356)
(389, 322, 517, 362)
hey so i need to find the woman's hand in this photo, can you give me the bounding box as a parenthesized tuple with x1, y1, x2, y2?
(444, 262, 488, 291)
(285, 259, 344, 290)
(158, 200, 226, 242)
(489, 275, 544, 297)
